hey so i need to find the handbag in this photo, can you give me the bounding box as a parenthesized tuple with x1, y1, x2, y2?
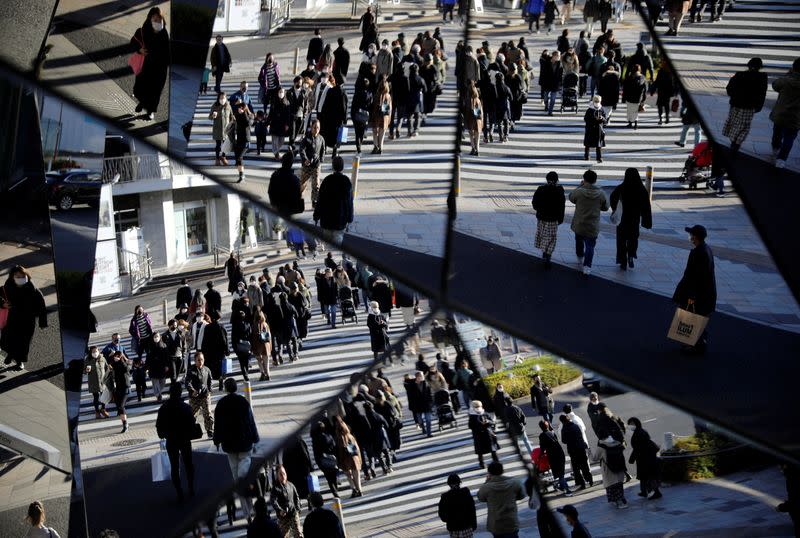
(354, 109, 370, 123)
(610, 199, 623, 226)
(667, 304, 709, 346)
(337, 125, 349, 144)
(221, 357, 233, 375)
(128, 33, 146, 76)
(291, 196, 306, 215)
(190, 422, 203, 440)
(307, 474, 321, 493)
(472, 105, 482, 118)
(319, 452, 338, 470)
(346, 440, 359, 456)
(258, 329, 270, 343)
(151, 445, 171, 482)
(99, 386, 113, 405)
(671, 97, 680, 113)
(381, 101, 391, 115)
(0, 288, 8, 329)
(638, 103, 646, 113)
(236, 340, 251, 354)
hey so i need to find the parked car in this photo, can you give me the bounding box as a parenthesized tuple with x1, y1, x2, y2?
(582, 369, 624, 394)
(46, 169, 102, 210)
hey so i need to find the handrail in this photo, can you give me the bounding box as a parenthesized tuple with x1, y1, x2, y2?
(102, 154, 172, 183)
(118, 246, 152, 292)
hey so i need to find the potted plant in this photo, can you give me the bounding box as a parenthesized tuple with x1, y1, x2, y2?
(272, 220, 286, 241)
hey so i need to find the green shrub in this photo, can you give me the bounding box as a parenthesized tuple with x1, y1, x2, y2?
(483, 356, 581, 400)
(660, 432, 773, 482)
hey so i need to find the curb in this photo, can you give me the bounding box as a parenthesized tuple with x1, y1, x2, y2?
(551, 373, 585, 396)
(0, 423, 65, 471)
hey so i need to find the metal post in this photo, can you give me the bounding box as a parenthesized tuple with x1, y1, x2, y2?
(162, 299, 168, 325)
(331, 497, 347, 537)
(243, 379, 252, 404)
(454, 154, 461, 196)
(294, 47, 300, 75)
(351, 155, 360, 198)
(645, 165, 654, 201)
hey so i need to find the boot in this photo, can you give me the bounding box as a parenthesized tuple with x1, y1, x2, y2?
(584, 147, 590, 160)
(95, 411, 102, 420)
(214, 158, 221, 166)
(596, 147, 603, 163)
(101, 408, 110, 418)
(220, 155, 229, 165)
(121, 421, 129, 434)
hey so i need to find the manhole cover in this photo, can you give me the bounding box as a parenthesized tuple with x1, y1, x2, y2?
(111, 438, 146, 447)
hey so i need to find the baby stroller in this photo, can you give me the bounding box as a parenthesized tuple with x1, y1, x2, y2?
(338, 286, 358, 324)
(561, 72, 579, 113)
(531, 447, 556, 493)
(679, 140, 714, 189)
(434, 389, 457, 430)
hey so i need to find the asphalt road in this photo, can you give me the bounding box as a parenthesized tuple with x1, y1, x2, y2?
(0, 0, 57, 74)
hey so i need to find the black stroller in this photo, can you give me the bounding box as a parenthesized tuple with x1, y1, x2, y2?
(561, 72, 579, 113)
(434, 389, 457, 431)
(338, 286, 358, 324)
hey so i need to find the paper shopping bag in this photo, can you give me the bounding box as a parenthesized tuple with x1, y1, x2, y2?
(221, 357, 233, 375)
(151, 450, 171, 482)
(337, 125, 349, 144)
(667, 307, 709, 346)
(307, 474, 320, 493)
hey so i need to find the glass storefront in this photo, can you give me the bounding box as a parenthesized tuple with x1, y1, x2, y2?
(241, 202, 272, 244)
(175, 202, 209, 260)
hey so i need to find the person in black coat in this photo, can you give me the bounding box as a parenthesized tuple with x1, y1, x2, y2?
(314, 156, 354, 239)
(318, 79, 349, 157)
(649, 60, 677, 125)
(156, 383, 198, 500)
(405, 63, 427, 137)
(210, 35, 232, 94)
(538, 420, 571, 494)
(529, 374, 552, 422)
(532, 171, 566, 268)
(583, 95, 607, 162)
(541, 51, 564, 115)
(0, 266, 46, 369)
(200, 310, 229, 388)
(231, 310, 252, 381)
(598, 66, 620, 121)
(350, 77, 373, 153)
(610, 168, 653, 271)
(673, 224, 716, 353)
(364, 401, 393, 473)
(130, 7, 170, 119)
(370, 278, 393, 317)
(407, 371, 434, 436)
(623, 64, 647, 129)
(310, 420, 339, 497)
(266, 89, 292, 160)
(627, 417, 662, 499)
(559, 414, 593, 489)
(367, 301, 390, 362)
(273, 293, 299, 362)
(723, 57, 769, 154)
(204, 281, 222, 315)
(214, 378, 260, 449)
(268, 151, 304, 216)
(303, 492, 345, 538)
(247, 497, 281, 538)
(438, 474, 478, 535)
(306, 29, 324, 65)
(282, 436, 313, 499)
(333, 38, 351, 86)
(468, 400, 498, 468)
(176, 279, 193, 310)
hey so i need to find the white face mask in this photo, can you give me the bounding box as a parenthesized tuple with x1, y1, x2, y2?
(14, 276, 27, 286)
(320, 77, 328, 85)
(152, 20, 164, 32)
(219, 98, 226, 105)
(278, 92, 285, 100)
(241, 86, 248, 93)
(91, 351, 100, 359)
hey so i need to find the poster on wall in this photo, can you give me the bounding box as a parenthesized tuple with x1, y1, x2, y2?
(227, 0, 261, 32)
(92, 239, 121, 298)
(97, 184, 115, 242)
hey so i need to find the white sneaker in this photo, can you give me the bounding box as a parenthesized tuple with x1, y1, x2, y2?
(582, 266, 591, 276)
(775, 159, 786, 169)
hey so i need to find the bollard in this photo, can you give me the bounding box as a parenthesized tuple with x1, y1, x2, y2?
(243, 379, 252, 405)
(352, 155, 360, 199)
(454, 153, 461, 196)
(331, 496, 348, 537)
(664, 432, 675, 450)
(645, 165, 654, 201)
(162, 299, 168, 325)
(294, 47, 300, 75)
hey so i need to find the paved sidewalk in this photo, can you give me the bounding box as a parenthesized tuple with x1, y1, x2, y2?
(43, 0, 170, 150)
(0, 242, 58, 310)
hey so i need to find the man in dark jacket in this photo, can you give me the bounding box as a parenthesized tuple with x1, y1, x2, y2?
(313, 156, 353, 245)
(530, 373, 552, 422)
(625, 42, 653, 81)
(200, 310, 229, 389)
(723, 57, 768, 155)
(541, 51, 564, 115)
(156, 383, 197, 500)
(204, 281, 222, 316)
(162, 319, 187, 380)
(560, 414, 593, 489)
(210, 35, 232, 94)
(306, 28, 324, 65)
(673, 224, 716, 353)
(438, 474, 477, 536)
(268, 151, 303, 215)
(185, 352, 214, 438)
(504, 396, 533, 455)
(176, 278, 192, 310)
(214, 377, 260, 520)
(532, 171, 566, 268)
(317, 268, 339, 328)
(408, 371, 434, 436)
(303, 492, 344, 538)
(299, 119, 326, 207)
(287, 76, 308, 149)
(333, 37, 351, 87)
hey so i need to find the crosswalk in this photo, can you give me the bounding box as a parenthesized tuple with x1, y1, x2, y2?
(77, 254, 420, 443)
(656, 0, 800, 71)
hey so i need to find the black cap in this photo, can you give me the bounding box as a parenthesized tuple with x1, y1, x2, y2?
(179, 303, 188, 309)
(685, 225, 707, 240)
(557, 504, 578, 518)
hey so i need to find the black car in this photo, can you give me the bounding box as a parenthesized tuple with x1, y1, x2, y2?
(45, 169, 102, 210)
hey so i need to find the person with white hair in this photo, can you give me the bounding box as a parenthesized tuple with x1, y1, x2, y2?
(367, 301, 390, 363)
(583, 94, 607, 162)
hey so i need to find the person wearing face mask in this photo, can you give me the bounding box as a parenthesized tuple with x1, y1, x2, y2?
(162, 319, 187, 381)
(333, 37, 351, 86)
(0, 265, 46, 371)
(84, 346, 110, 419)
(190, 313, 209, 352)
(104, 350, 133, 433)
(287, 76, 308, 150)
(101, 332, 128, 362)
(148, 331, 171, 401)
(627, 417, 663, 500)
(230, 81, 255, 115)
(266, 87, 292, 161)
(362, 43, 378, 66)
(130, 7, 170, 121)
(375, 40, 394, 81)
(175, 303, 191, 323)
(128, 305, 153, 362)
(210, 91, 235, 166)
(231, 99, 254, 183)
(258, 53, 281, 112)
